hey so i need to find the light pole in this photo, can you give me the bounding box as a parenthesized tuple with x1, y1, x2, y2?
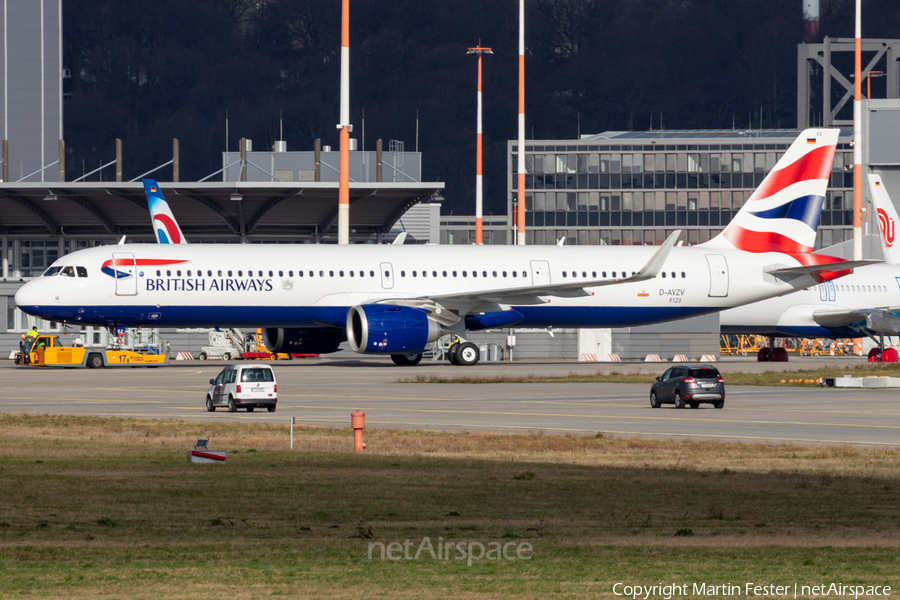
(337, 0, 351, 244)
(467, 42, 492, 245)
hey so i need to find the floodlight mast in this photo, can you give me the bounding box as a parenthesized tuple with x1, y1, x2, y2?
(517, 0, 526, 245)
(467, 42, 493, 245)
(338, 0, 351, 245)
(852, 0, 862, 260)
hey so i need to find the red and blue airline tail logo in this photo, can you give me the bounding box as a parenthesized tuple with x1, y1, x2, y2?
(101, 258, 188, 279)
(719, 130, 837, 256)
(153, 214, 183, 244)
(143, 178, 187, 244)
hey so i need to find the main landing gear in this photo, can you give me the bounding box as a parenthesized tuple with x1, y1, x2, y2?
(448, 341, 479, 366)
(390, 352, 423, 366)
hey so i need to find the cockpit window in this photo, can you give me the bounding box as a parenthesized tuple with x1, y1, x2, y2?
(76, 267, 88, 278)
(43, 266, 61, 276)
(60, 266, 76, 277)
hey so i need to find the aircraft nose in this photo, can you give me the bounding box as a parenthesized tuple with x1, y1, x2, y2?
(14, 280, 41, 309)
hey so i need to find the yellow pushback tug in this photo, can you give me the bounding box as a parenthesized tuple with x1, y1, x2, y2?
(15, 335, 168, 368)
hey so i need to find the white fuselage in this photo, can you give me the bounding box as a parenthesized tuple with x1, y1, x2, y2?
(720, 263, 900, 337)
(15, 242, 825, 331)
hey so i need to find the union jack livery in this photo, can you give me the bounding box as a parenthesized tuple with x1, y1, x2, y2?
(143, 179, 187, 245)
(16, 129, 877, 368)
(704, 129, 839, 270)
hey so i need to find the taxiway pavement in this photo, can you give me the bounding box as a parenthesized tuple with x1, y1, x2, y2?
(1, 356, 898, 447)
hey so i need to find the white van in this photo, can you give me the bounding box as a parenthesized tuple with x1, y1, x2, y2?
(206, 364, 277, 413)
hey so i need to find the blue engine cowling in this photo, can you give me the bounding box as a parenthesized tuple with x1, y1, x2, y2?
(346, 304, 441, 354)
(262, 328, 345, 354)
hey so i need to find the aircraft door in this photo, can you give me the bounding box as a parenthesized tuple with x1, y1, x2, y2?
(112, 252, 138, 296)
(380, 262, 394, 289)
(530, 260, 551, 286)
(705, 254, 729, 298)
(827, 281, 836, 301)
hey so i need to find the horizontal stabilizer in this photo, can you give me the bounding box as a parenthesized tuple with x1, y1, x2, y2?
(766, 259, 880, 278)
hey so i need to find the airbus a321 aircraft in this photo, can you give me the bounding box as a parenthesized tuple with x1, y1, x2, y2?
(721, 174, 900, 359)
(16, 128, 869, 366)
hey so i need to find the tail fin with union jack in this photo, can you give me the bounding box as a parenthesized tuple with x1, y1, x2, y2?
(701, 128, 846, 278)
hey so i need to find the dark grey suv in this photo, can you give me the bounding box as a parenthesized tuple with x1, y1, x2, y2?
(650, 364, 725, 409)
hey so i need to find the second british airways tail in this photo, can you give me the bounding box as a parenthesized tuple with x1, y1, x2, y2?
(143, 179, 187, 244)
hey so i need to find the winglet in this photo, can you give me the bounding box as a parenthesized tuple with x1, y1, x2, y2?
(629, 230, 681, 282)
(392, 231, 408, 245)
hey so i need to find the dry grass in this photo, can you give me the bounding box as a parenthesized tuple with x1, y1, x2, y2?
(3, 413, 898, 476)
(2, 414, 900, 598)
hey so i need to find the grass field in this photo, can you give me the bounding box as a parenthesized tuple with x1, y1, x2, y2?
(399, 361, 900, 387)
(1, 414, 899, 599)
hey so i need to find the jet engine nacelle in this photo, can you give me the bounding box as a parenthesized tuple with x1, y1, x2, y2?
(262, 327, 345, 355)
(346, 304, 442, 354)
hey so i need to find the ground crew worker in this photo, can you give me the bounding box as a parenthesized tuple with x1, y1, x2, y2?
(26, 326, 38, 341)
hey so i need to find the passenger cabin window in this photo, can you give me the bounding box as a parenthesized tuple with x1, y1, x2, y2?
(370, 271, 375, 277)
(227, 271, 233, 277)
(76, 267, 88, 277)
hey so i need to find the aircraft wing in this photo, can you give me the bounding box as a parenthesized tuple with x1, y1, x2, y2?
(427, 230, 682, 306)
(812, 307, 900, 334)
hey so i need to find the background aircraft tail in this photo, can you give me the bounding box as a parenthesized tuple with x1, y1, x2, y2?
(868, 174, 900, 264)
(143, 179, 187, 244)
(702, 128, 839, 261)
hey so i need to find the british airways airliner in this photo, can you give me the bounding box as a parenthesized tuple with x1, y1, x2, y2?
(720, 173, 900, 351)
(15, 129, 867, 366)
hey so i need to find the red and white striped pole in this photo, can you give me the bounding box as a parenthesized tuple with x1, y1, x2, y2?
(337, 0, 351, 245)
(852, 0, 862, 260)
(516, 0, 526, 245)
(468, 43, 492, 245)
